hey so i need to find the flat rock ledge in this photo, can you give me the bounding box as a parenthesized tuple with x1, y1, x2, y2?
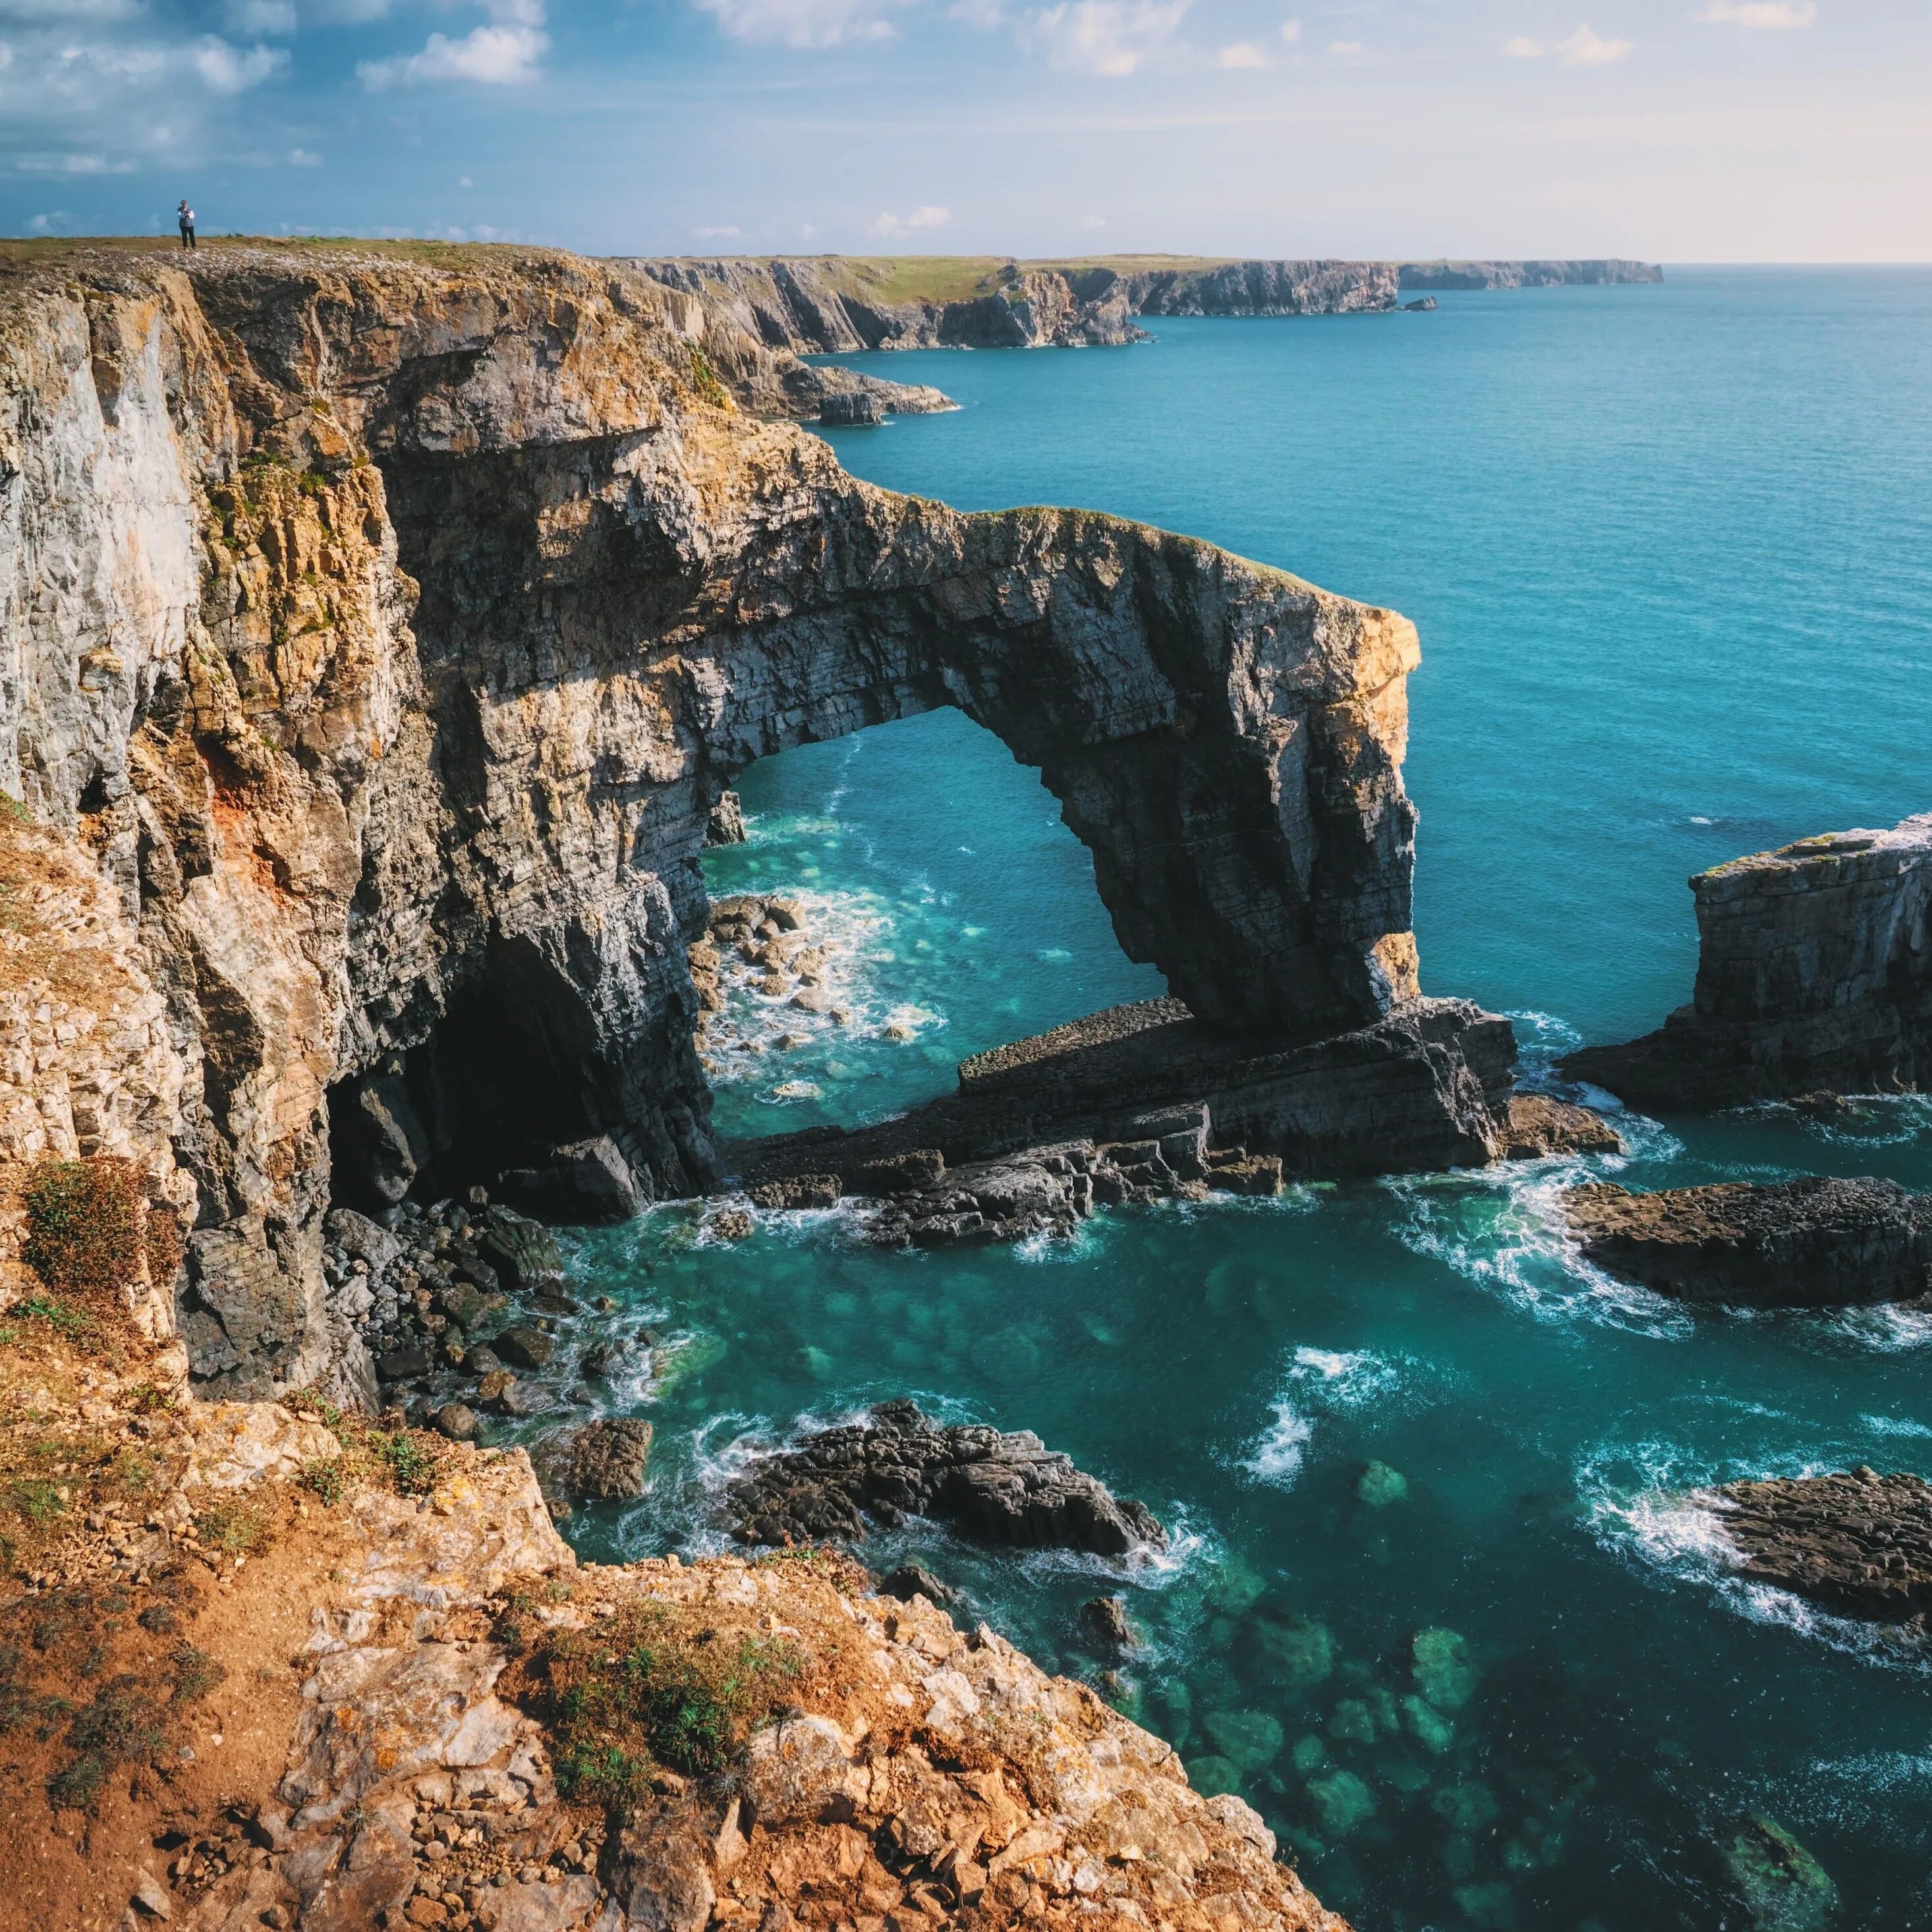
(727, 1398, 1166, 1556)
(1561, 1176, 1932, 1307)
(1710, 1469, 1932, 1624)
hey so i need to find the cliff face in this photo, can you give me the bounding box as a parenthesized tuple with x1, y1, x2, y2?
(1564, 817, 1932, 1107)
(0, 241, 1464, 1401)
(1396, 260, 1662, 291)
(633, 256, 1662, 355)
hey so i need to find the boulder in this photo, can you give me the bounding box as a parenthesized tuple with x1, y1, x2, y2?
(1498, 1093, 1622, 1160)
(1078, 1595, 1135, 1650)
(532, 1418, 655, 1504)
(705, 790, 748, 845)
(494, 1326, 557, 1371)
(748, 1173, 841, 1211)
(478, 1208, 564, 1290)
(727, 1398, 1164, 1556)
(878, 1563, 956, 1605)
(819, 391, 885, 426)
(1563, 1175, 1932, 1307)
(1719, 1814, 1838, 1932)
(496, 1137, 640, 1225)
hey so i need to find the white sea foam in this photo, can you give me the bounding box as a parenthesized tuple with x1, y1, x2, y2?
(1824, 1302, 1932, 1353)
(1580, 1440, 1932, 1673)
(1240, 1345, 1412, 1488)
(1386, 1162, 1694, 1340)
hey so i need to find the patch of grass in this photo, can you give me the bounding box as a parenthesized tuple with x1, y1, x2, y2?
(49, 1673, 168, 1809)
(9, 1478, 65, 1526)
(169, 1642, 227, 1705)
(523, 1604, 801, 1804)
(22, 1157, 147, 1305)
(8, 1294, 90, 1339)
(193, 1497, 267, 1557)
(372, 1430, 437, 1496)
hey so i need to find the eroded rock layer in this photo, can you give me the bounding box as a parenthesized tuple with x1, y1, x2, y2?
(1712, 1468, 1932, 1623)
(1562, 1175, 1932, 1307)
(1565, 818, 1932, 1108)
(1, 239, 1446, 1398)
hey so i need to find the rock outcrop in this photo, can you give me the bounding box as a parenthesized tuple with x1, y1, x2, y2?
(1562, 1175, 1932, 1307)
(1710, 1467, 1932, 1623)
(2, 237, 1466, 1398)
(726, 1398, 1166, 1556)
(0, 1319, 1343, 1932)
(1564, 817, 1932, 1108)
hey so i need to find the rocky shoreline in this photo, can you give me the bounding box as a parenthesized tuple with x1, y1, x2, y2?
(635, 256, 1662, 355)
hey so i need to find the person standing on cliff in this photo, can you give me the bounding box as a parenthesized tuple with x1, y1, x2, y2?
(177, 200, 196, 249)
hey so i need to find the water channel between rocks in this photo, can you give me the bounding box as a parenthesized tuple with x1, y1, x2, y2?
(499, 273, 1932, 1931)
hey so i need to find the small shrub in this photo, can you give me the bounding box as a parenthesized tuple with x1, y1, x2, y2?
(194, 1499, 266, 1556)
(373, 1431, 437, 1496)
(534, 1606, 801, 1800)
(687, 345, 730, 411)
(51, 1674, 167, 1809)
(299, 1457, 345, 1505)
(22, 1158, 146, 1303)
(144, 1205, 185, 1290)
(10, 1294, 88, 1338)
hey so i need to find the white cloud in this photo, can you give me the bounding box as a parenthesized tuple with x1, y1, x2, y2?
(1556, 22, 1630, 62)
(1699, 0, 1813, 26)
(190, 35, 288, 91)
(289, 146, 322, 165)
(1216, 38, 1266, 67)
(1024, 0, 1188, 76)
(225, 0, 297, 34)
(358, 20, 547, 86)
(1080, 213, 1106, 229)
(1505, 22, 1632, 63)
(459, 173, 474, 186)
(697, 0, 903, 47)
(27, 210, 67, 232)
(1328, 38, 1364, 54)
(1279, 16, 1298, 40)
(693, 223, 743, 239)
(869, 204, 952, 238)
(948, 0, 1006, 24)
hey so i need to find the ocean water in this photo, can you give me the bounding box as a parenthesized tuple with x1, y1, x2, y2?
(544, 271, 1932, 1930)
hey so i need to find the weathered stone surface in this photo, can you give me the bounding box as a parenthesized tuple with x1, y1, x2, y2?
(704, 789, 747, 845)
(1565, 816, 1932, 1107)
(818, 389, 884, 426)
(1, 243, 1444, 1396)
(530, 1416, 653, 1503)
(1562, 1175, 1932, 1307)
(727, 1397, 1164, 1555)
(1398, 259, 1661, 291)
(1711, 1468, 1932, 1622)
(748, 1172, 841, 1210)
(1497, 1092, 1623, 1160)
(1717, 1813, 1838, 1932)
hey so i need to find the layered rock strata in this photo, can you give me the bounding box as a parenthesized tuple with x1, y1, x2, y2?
(1710, 1468, 1932, 1624)
(735, 996, 1541, 1200)
(1396, 260, 1662, 291)
(727, 1397, 1166, 1556)
(2, 239, 1449, 1398)
(1562, 1175, 1932, 1307)
(1564, 817, 1932, 1107)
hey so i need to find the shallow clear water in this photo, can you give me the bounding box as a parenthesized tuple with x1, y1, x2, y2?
(537, 271, 1932, 1930)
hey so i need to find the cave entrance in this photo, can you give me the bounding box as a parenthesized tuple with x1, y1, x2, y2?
(326, 933, 613, 1218)
(697, 706, 1167, 1146)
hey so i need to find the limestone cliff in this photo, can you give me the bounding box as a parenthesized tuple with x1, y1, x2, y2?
(1565, 816, 1932, 1107)
(0, 237, 1498, 1400)
(631, 256, 1662, 355)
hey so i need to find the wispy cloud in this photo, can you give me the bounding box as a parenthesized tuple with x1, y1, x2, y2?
(693, 223, 743, 238)
(868, 203, 952, 237)
(360, 22, 546, 86)
(1279, 16, 1299, 41)
(289, 146, 322, 165)
(697, 0, 905, 47)
(1504, 22, 1632, 64)
(1698, 0, 1814, 26)
(1216, 39, 1266, 67)
(1023, 0, 1188, 76)
(1328, 38, 1365, 55)
(190, 35, 288, 92)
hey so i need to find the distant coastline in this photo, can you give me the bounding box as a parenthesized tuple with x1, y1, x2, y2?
(629, 252, 1663, 352)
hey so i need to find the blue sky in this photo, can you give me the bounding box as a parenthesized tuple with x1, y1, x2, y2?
(1, 0, 1927, 259)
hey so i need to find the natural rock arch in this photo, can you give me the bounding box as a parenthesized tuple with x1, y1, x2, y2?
(1, 247, 1448, 1398)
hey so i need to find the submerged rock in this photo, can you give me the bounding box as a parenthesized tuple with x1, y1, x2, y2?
(1719, 1814, 1838, 1932)
(1711, 1467, 1932, 1622)
(1078, 1594, 1135, 1650)
(726, 1397, 1164, 1556)
(1411, 1628, 1478, 1711)
(1562, 1176, 1932, 1307)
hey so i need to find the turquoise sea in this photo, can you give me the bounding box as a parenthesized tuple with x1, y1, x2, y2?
(551, 270, 1932, 1930)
